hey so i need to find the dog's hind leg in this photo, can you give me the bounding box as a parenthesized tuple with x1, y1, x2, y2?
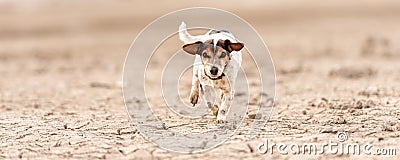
(216, 78, 236, 123)
(212, 90, 224, 117)
(216, 90, 233, 123)
(200, 85, 217, 115)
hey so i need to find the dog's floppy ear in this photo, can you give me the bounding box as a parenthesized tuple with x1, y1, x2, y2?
(182, 41, 203, 55)
(224, 40, 244, 52)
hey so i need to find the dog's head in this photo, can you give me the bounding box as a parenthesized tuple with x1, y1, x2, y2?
(182, 39, 244, 79)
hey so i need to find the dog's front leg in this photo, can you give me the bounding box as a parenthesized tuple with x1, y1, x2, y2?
(189, 68, 200, 106)
(216, 90, 233, 123)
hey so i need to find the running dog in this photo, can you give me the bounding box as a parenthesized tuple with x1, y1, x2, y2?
(179, 22, 244, 123)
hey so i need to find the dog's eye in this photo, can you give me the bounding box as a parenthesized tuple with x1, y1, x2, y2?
(203, 52, 210, 58)
(219, 52, 226, 58)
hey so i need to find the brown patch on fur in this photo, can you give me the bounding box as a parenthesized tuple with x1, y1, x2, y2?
(212, 105, 219, 116)
(220, 109, 226, 115)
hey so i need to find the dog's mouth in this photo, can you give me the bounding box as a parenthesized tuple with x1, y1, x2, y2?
(203, 64, 227, 80)
(205, 71, 225, 80)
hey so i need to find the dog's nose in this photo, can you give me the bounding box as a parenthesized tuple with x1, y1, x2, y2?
(210, 67, 218, 75)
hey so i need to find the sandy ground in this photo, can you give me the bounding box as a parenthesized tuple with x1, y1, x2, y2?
(1, 0, 400, 159)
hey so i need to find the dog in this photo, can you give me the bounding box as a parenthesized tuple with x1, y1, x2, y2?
(179, 22, 244, 123)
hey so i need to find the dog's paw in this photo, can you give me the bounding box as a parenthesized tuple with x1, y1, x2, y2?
(189, 92, 199, 106)
(216, 119, 226, 124)
(211, 105, 219, 117)
(216, 115, 226, 124)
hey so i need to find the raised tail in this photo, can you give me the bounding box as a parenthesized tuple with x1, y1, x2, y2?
(179, 22, 203, 43)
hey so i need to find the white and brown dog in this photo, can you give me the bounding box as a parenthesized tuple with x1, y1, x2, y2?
(179, 22, 244, 123)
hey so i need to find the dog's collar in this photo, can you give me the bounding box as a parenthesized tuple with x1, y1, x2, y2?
(206, 72, 225, 80)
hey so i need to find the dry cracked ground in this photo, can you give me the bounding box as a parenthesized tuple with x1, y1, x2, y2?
(1, 1, 400, 159)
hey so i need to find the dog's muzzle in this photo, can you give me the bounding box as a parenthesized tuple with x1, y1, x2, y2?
(210, 66, 219, 76)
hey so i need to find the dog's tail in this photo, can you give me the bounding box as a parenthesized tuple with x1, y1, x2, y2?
(179, 22, 203, 43)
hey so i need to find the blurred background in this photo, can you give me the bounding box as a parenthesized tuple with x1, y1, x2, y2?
(1, 0, 399, 159)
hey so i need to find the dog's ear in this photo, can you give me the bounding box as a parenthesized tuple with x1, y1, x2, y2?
(182, 41, 203, 55)
(224, 40, 244, 52)
(229, 42, 244, 51)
